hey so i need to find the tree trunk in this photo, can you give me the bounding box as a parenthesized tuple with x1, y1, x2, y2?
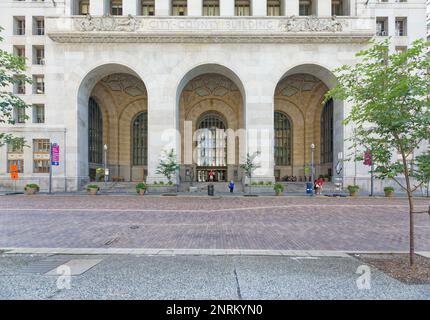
(400, 150, 415, 267)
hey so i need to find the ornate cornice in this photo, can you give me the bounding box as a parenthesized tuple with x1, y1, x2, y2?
(46, 15, 374, 44)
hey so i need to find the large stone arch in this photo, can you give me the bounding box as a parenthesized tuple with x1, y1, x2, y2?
(274, 64, 342, 181)
(177, 65, 246, 183)
(77, 64, 148, 184)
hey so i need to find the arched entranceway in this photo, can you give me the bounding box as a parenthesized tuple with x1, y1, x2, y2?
(78, 64, 148, 183)
(177, 66, 246, 184)
(273, 65, 341, 182)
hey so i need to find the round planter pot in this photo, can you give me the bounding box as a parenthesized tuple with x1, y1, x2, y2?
(384, 191, 393, 197)
(349, 191, 358, 197)
(87, 188, 99, 195)
(25, 188, 37, 195)
(138, 188, 146, 195)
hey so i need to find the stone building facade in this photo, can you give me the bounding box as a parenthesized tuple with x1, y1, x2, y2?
(0, 0, 427, 192)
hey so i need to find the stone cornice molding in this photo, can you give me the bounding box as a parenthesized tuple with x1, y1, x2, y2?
(47, 15, 374, 44)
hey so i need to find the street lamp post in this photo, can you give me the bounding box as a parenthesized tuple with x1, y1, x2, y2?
(103, 144, 108, 186)
(310, 143, 315, 196)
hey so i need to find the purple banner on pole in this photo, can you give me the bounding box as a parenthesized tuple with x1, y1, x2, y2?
(51, 143, 60, 166)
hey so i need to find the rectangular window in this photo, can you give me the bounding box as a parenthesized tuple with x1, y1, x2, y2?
(13, 46, 25, 59)
(395, 46, 407, 53)
(33, 17, 44, 35)
(172, 0, 187, 16)
(33, 46, 45, 65)
(14, 17, 25, 35)
(14, 107, 26, 123)
(267, 0, 281, 16)
(203, 0, 220, 16)
(235, 0, 250, 16)
(332, 0, 343, 16)
(7, 142, 24, 173)
(33, 75, 45, 94)
(376, 17, 388, 36)
(111, 0, 123, 15)
(299, 0, 312, 16)
(141, 0, 155, 15)
(33, 104, 45, 123)
(33, 139, 50, 173)
(14, 76, 26, 94)
(395, 17, 407, 36)
(79, 0, 90, 15)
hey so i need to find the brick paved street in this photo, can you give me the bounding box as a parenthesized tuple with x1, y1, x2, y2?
(1, 195, 429, 250)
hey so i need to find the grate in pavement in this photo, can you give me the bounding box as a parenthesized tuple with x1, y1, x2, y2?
(45, 259, 102, 276)
(104, 237, 121, 246)
(20, 256, 71, 274)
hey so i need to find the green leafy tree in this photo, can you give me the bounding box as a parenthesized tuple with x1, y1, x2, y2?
(240, 151, 261, 194)
(326, 39, 430, 266)
(0, 26, 31, 148)
(156, 148, 179, 183)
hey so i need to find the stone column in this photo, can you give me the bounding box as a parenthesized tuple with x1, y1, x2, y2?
(146, 82, 179, 184)
(317, 0, 331, 16)
(252, 0, 267, 16)
(245, 83, 275, 183)
(220, 0, 235, 16)
(188, 0, 203, 16)
(90, 0, 108, 15)
(156, 0, 171, 16)
(65, 0, 74, 15)
(285, 0, 299, 16)
(123, 0, 139, 15)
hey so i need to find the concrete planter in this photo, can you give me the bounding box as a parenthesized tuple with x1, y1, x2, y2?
(384, 191, 393, 197)
(137, 188, 146, 195)
(25, 188, 38, 195)
(349, 191, 358, 197)
(87, 188, 99, 195)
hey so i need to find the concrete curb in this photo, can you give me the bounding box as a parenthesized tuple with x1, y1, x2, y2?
(2, 247, 429, 258)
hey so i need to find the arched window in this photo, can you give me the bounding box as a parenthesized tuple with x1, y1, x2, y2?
(132, 112, 148, 166)
(274, 111, 292, 166)
(88, 97, 103, 164)
(321, 98, 334, 164)
(196, 113, 227, 167)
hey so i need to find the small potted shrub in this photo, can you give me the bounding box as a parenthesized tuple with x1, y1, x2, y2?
(347, 185, 360, 197)
(384, 186, 394, 197)
(24, 184, 39, 195)
(136, 182, 147, 195)
(274, 182, 284, 196)
(86, 184, 100, 195)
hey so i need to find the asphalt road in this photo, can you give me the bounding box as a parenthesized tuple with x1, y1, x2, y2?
(0, 254, 429, 300)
